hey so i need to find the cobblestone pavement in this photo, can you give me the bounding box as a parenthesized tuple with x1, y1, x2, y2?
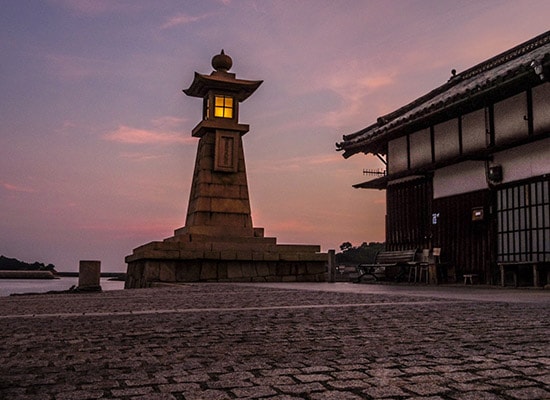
(0, 282, 549, 400)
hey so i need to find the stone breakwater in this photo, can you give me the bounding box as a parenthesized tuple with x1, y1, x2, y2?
(0, 283, 549, 399)
(0, 270, 57, 279)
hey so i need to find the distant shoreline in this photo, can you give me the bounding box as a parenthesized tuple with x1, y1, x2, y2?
(0, 270, 126, 280)
(0, 270, 58, 279)
(55, 271, 126, 279)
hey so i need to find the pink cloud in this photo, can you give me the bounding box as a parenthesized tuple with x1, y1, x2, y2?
(118, 152, 166, 161)
(103, 125, 194, 145)
(1, 182, 36, 193)
(151, 116, 188, 129)
(161, 13, 210, 29)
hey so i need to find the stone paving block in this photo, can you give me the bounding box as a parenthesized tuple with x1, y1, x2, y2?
(444, 371, 484, 383)
(260, 368, 301, 376)
(1, 283, 549, 400)
(275, 382, 326, 394)
(331, 371, 369, 380)
(448, 382, 496, 392)
(172, 373, 210, 383)
(267, 396, 304, 400)
(207, 379, 254, 390)
(504, 387, 550, 399)
(294, 374, 332, 383)
(449, 392, 503, 400)
(14, 395, 55, 400)
(300, 365, 334, 374)
(531, 373, 550, 385)
(369, 367, 404, 378)
(309, 391, 365, 400)
(406, 373, 449, 384)
(181, 389, 232, 400)
(402, 365, 434, 374)
(158, 382, 201, 393)
(129, 394, 177, 400)
(54, 390, 105, 400)
(326, 379, 369, 389)
(111, 386, 154, 397)
(251, 375, 295, 386)
(486, 377, 537, 388)
(476, 367, 520, 379)
(362, 384, 409, 398)
(404, 382, 450, 396)
(231, 385, 278, 398)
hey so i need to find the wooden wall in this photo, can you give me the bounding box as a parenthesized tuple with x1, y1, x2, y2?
(432, 189, 494, 283)
(386, 178, 432, 251)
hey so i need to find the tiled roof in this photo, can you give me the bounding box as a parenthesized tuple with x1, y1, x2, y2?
(337, 31, 550, 158)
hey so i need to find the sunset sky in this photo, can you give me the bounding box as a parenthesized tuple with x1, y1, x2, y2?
(1, 1, 549, 272)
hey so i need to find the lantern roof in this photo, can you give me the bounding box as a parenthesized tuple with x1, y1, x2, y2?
(183, 50, 262, 101)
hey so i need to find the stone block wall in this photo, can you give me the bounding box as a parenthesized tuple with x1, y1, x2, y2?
(125, 259, 327, 288)
(125, 231, 328, 288)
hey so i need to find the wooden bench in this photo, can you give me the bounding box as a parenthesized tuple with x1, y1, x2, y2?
(498, 261, 550, 287)
(356, 249, 418, 282)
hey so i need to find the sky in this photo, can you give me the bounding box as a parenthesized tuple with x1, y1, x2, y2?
(1, 0, 549, 272)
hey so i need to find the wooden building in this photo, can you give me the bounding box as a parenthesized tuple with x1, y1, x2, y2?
(337, 32, 550, 285)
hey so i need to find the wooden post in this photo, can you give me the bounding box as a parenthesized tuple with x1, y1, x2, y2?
(328, 249, 336, 283)
(533, 263, 539, 287)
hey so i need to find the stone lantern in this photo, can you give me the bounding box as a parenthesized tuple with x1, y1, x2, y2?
(125, 50, 327, 287)
(180, 50, 262, 238)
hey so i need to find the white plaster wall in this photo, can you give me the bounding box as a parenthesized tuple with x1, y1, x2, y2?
(462, 108, 487, 153)
(433, 161, 487, 199)
(434, 118, 459, 162)
(433, 138, 549, 199)
(493, 138, 550, 183)
(388, 136, 408, 174)
(409, 128, 431, 169)
(494, 92, 529, 145)
(533, 82, 550, 135)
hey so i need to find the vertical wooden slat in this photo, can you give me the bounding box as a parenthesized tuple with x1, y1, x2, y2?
(432, 189, 492, 282)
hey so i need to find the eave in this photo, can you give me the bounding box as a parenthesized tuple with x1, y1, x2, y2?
(184, 71, 263, 102)
(336, 30, 550, 159)
(353, 174, 431, 190)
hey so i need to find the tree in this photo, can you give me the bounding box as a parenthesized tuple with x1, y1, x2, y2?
(335, 242, 385, 265)
(340, 242, 353, 252)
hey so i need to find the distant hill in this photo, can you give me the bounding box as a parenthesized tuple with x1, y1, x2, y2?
(0, 255, 56, 272)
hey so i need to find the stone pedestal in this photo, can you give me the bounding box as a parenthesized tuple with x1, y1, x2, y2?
(125, 232, 327, 288)
(78, 260, 102, 291)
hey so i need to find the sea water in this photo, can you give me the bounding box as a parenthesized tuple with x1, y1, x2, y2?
(0, 277, 125, 297)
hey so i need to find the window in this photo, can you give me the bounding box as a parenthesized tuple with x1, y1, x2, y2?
(497, 177, 550, 262)
(214, 95, 233, 118)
